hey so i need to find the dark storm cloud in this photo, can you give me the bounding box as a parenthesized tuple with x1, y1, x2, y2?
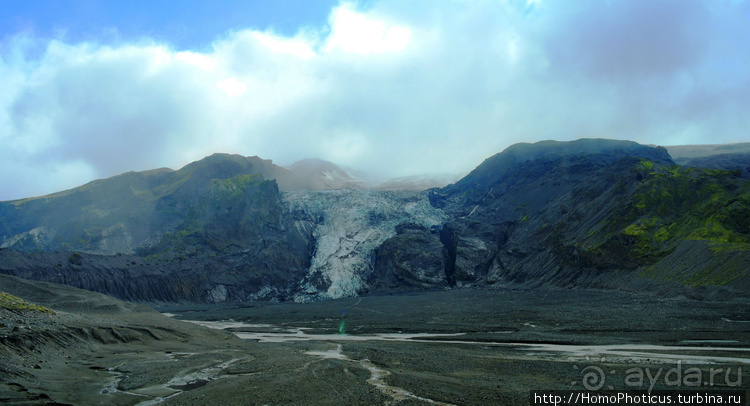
(542, 0, 709, 79)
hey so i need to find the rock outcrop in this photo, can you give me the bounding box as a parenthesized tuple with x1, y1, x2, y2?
(429, 139, 750, 295)
(371, 223, 449, 290)
(1, 139, 748, 302)
(0, 155, 316, 302)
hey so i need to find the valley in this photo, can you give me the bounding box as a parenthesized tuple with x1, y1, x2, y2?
(153, 289, 750, 404)
(2, 139, 748, 304)
(3, 0, 750, 402)
(1, 139, 749, 404)
(5, 279, 747, 405)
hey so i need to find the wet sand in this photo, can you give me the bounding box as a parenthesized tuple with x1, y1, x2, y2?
(159, 289, 750, 405)
(3, 280, 749, 405)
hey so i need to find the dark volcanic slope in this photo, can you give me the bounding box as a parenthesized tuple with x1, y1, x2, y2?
(666, 143, 750, 179)
(1, 139, 749, 303)
(428, 138, 750, 297)
(666, 142, 750, 159)
(0, 247, 310, 302)
(0, 154, 360, 256)
(675, 153, 750, 179)
(0, 154, 306, 255)
(0, 274, 248, 406)
(0, 154, 317, 302)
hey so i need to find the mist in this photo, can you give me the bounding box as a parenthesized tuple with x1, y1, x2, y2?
(1, 0, 749, 200)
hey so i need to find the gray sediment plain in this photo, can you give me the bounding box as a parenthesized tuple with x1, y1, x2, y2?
(2, 275, 749, 405)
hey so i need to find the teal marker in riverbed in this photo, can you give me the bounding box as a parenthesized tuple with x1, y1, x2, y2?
(339, 309, 346, 335)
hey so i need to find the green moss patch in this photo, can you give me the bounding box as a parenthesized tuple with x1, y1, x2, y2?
(0, 291, 55, 314)
(621, 164, 750, 253)
(584, 162, 750, 286)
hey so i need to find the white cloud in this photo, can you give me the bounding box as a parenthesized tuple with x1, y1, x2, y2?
(321, 130, 371, 166)
(176, 51, 218, 71)
(216, 78, 248, 97)
(324, 3, 411, 55)
(0, 0, 749, 200)
(253, 32, 316, 59)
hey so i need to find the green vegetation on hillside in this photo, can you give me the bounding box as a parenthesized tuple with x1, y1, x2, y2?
(590, 161, 750, 286)
(626, 163, 749, 251)
(0, 154, 288, 255)
(144, 173, 279, 255)
(0, 291, 55, 314)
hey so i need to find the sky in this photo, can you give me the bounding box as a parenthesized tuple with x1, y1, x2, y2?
(1, 0, 749, 200)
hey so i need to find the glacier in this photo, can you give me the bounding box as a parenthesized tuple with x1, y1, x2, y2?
(283, 189, 448, 302)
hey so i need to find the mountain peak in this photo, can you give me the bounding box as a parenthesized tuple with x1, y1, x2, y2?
(456, 138, 673, 190)
(500, 138, 672, 163)
(288, 158, 338, 171)
(286, 158, 363, 190)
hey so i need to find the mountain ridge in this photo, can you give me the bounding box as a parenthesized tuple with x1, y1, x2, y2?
(1, 138, 748, 302)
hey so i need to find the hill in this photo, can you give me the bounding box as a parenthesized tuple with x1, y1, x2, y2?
(1, 139, 748, 302)
(0, 274, 247, 405)
(428, 139, 750, 296)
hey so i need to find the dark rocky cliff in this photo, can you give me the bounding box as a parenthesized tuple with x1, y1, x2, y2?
(0, 154, 315, 302)
(0, 248, 309, 302)
(1, 140, 748, 302)
(0, 154, 301, 254)
(427, 139, 750, 296)
(371, 223, 449, 291)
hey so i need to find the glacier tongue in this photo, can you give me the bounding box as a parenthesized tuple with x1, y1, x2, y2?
(283, 189, 448, 302)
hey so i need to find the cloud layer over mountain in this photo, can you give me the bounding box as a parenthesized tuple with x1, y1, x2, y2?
(1, 0, 749, 200)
